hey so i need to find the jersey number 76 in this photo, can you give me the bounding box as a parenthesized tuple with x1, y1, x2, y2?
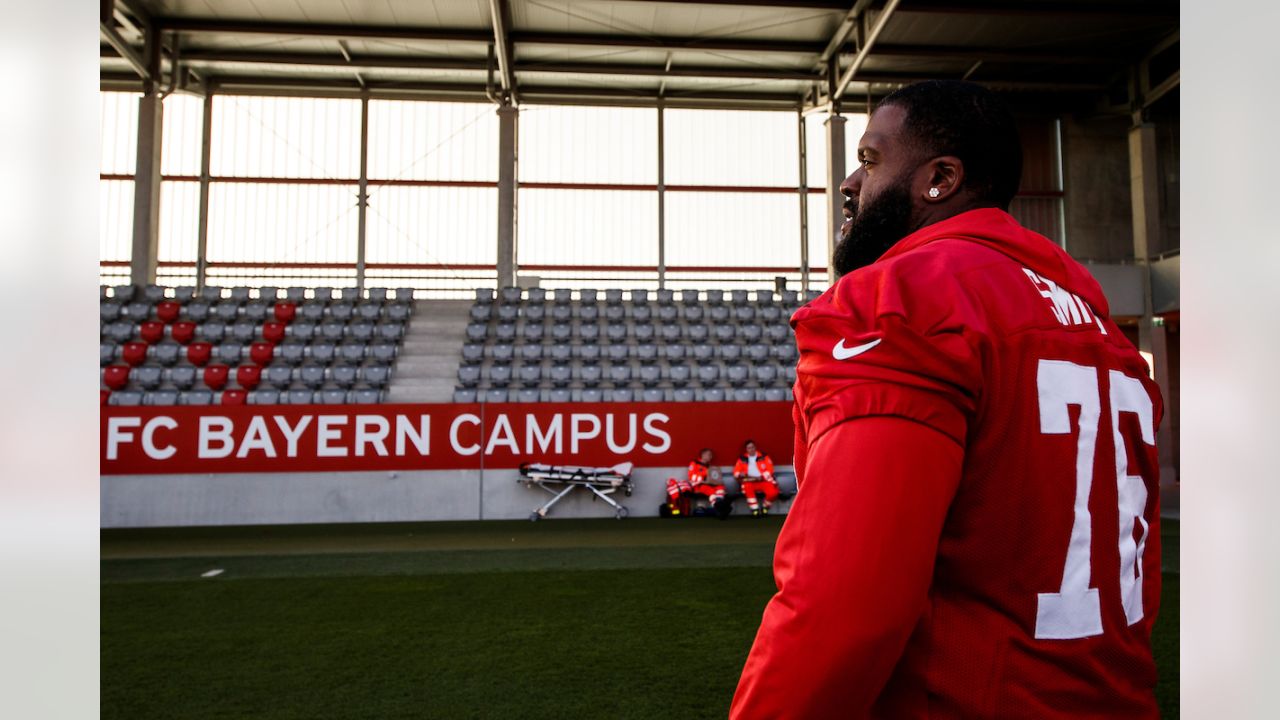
(1034, 359, 1156, 640)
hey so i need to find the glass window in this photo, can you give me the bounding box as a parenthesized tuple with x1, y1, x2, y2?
(159, 181, 200, 263)
(520, 105, 657, 184)
(665, 109, 798, 187)
(366, 186, 498, 266)
(100, 180, 134, 263)
(665, 191, 799, 268)
(161, 94, 204, 177)
(211, 96, 361, 179)
(101, 91, 140, 176)
(368, 100, 498, 182)
(518, 189, 658, 266)
(207, 183, 359, 264)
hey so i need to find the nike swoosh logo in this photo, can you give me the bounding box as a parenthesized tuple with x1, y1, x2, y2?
(832, 337, 882, 360)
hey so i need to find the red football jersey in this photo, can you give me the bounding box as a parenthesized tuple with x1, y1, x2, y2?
(732, 209, 1163, 718)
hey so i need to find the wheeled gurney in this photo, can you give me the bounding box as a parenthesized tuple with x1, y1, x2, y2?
(517, 462, 634, 521)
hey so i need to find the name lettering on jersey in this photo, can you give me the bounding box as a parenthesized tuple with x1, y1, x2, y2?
(1022, 268, 1107, 335)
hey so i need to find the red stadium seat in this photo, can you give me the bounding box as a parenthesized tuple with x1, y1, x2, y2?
(274, 302, 297, 323)
(139, 320, 165, 344)
(102, 364, 131, 391)
(235, 364, 262, 390)
(249, 341, 274, 366)
(203, 364, 230, 391)
(220, 389, 247, 406)
(186, 341, 212, 367)
(100, 389, 110, 406)
(156, 301, 181, 323)
(262, 321, 287, 343)
(122, 342, 149, 367)
(170, 320, 197, 344)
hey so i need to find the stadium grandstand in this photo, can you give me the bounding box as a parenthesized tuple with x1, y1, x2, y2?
(100, 2, 1180, 717)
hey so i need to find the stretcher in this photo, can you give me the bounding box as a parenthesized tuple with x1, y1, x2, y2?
(518, 462, 634, 521)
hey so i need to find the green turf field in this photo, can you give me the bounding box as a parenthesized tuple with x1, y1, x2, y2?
(102, 517, 1179, 719)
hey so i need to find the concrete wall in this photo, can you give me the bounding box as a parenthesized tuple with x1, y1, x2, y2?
(101, 466, 796, 528)
(1062, 115, 1134, 263)
(1082, 262, 1146, 317)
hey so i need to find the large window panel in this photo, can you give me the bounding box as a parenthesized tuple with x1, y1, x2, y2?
(366, 186, 497, 266)
(159, 181, 200, 264)
(101, 91, 140, 176)
(368, 100, 497, 182)
(518, 189, 658, 266)
(211, 96, 361, 179)
(100, 180, 134, 262)
(665, 109, 798, 187)
(665, 192, 800, 268)
(520, 106, 657, 184)
(206, 183, 359, 264)
(161, 94, 204, 177)
(806, 192, 833, 275)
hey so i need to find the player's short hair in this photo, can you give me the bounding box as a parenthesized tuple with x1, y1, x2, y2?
(700, 447, 713, 456)
(877, 80, 1023, 210)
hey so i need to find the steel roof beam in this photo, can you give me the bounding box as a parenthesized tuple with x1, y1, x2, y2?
(833, 0, 901, 101)
(488, 0, 516, 101)
(881, 0, 1178, 21)
(819, 0, 874, 66)
(869, 43, 1124, 65)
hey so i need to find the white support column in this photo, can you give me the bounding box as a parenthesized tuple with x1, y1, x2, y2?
(496, 103, 518, 289)
(130, 91, 163, 286)
(824, 113, 847, 282)
(195, 87, 212, 290)
(797, 110, 810, 293)
(657, 104, 666, 289)
(356, 94, 370, 291)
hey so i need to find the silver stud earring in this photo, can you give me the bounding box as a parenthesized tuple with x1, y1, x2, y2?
(928, 187, 940, 198)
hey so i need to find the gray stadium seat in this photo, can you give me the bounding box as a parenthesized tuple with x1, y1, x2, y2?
(516, 388, 541, 403)
(285, 287, 307, 304)
(517, 364, 541, 385)
(216, 343, 243, 364)
(672, 387, 695, 402)
(279, 344, 305, 365)
(371, 344, 397, 363)
(197, 321, 225, 343)
(495, 323, 516, 341)
(605, 324, 627, 342)
(745, 343, 770, 363)
(299, 365, 326, 388)
(685, 324, 708, 342)
(604, 289, 623, 305)
(713, 325, 735, 343)
(248, 389, 281, 405)
(609, 388, 634, 402)
(551, 323, 572, 342)
(579, 388, 603, 402)
(663, 344, 687, 362)
(299, 304, 325, 322)
(385, 304, 410, 322)
(548, 387, 572, 402)
(100, 302, 122, 322)
(265, 365, 294, 389)
(739, 325, 763, 343)
(499, 286, 522, 305)
(462, 343, 484, 364)
(696, 364, 720, 385)
(320, 322, 345, 342)
(656, 289, 675, 305)
(458, 366, 481, 387)
(212, 303, 239, 322)
(632, 324, 655, 342)
(576, 344, 601, 363)
(605, 344, 629, 362)
(763, 387, 787, 402)
(641, 388, 665, 403)
(604, 304, 625, 322)
(726, 364, 749, 386)
(289, 322, 316, 342)
(658, 324, 681, 343)
(475, 288, 495, 304)
(705, 290, 724, 305)
(110, 390, 143, 406)
(100, 343, 117, 365)
(339, 344, 366, 364)
(184, 301, 211, 322)
(681, 305, 705, 322)
(318, 389, 346, 404)
(553, 288, 573, 304)
(243, 302, 269, 322)
(754, 289, 774, 305)
(732, 387, 756, 402)
(549, 365, 571, 386)
(782, 365, 797, 384)
(579, 289, 598, 304)
(527, 287, 547, 304)
(635, 344, 657, 363)
(389, 288, 415, 304)
(331, 365, 358, 388)
(702, 388, 726, 402)
(484, 388, 509, 403)
(348, 322, 375, 342)
(631, 306, 652, 322)
(453, 388, 478, 403)
(362, 365, 391, 387)
(144, 390, 179, 406)
(498, 304, 519, 322)
(350, 388, 382, 404)
(491, 344, 514, 363)
(730, 290, 749, 305)
(487, 364, 513, 385)
(467, 304, 492, 323)
(551, 304, 572, 322)
(366, 288, 389, 304)
(548, 344, 572, 364)
(578, 364, 603, 385)
(142, 285, 166, 303)
(525, 304, 545, 322)
(608, 364, 632, 385)
(112, 285, 137, 302)
(629, 289, 649, 304)
(734, 306, 756, 323)
(377, 323, 404, 341)
(678, 289, 699, 305)
(667, 364, 691, 386)
(229, 287, 251, 303)
(231, 321, 255, 342)
(718, 344, 742, 362)
(759, 306, 782, 323)
(287, 389, 314, 404)
(780, 290, 799, 306)
(773, 345, 798, 363)
(638, 364, 661, 385)
(657, 305, 678, 323)
(578, 323, 599, 341)
(179, 390, 214, 405)
(692, 344, 714, 362)
(519, 343, 543, 362)
(466, 323, 488, 342)
(168, 366, 196, 389)
(339, 287, 359, 303)
(765, 325, 789, 344)
(132, 366, 162, 390)
(578, 304, 599, 322)
(125, 302, 151, 320)
(309, 343, 336, 364)
(312, 287, 335, 304)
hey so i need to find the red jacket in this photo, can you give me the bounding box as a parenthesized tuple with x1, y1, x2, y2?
(687, 460, 712, 486)
(732, 453, 775, 482)
(732, 209, 1162, 719)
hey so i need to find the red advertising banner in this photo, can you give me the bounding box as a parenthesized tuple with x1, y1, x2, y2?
(100, 402, 795, 475)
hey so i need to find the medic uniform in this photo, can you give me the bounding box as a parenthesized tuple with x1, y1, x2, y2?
(732, 451, 778, 516)
(665, 459, 726, 515)
(732, 209, 1163, 718)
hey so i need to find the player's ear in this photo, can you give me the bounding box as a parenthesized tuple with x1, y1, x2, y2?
(922, 156, 964, 203)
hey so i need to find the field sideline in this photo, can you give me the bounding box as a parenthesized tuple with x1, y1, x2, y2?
(102, 517, 1179, 719)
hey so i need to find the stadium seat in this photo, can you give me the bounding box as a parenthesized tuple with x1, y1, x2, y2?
(285, 288, 307, 304)
(110, 390, 143, 406)
(300, 304, 324, 322)
(180, 390, 214, 405)
(309, 343, 336, 364)
(350, 388, 382, 404)
(638, 364, 660, 385)
(685, 324, 708, 342)
(229, 288, 251, 303)
(156, 301, 181, 323)
(186, 341, 212, 366)
(122, 341, 149, 367)
(605, 344, 628, 363)
(102, 365, 130, 391)
(248, 389, 281, 405)
(745, 343, 770, 363)
(576, 344, 601, 363)
(579, 289, 598, 304)
(604, 289, 623, 305)
(726, 364, 749, 386)
(635, 344, 657, 363)
(170, 321, 197, 345)
(316, 322, 343, 343)
(527, 287, 546, 304)
(782, 365, 797, 384)
(739, 325, 762, 343)
(475, 288, 495, 304)
(484, 388, 509, 403)
(466, 323, 488, 342)
(522, 323, 545, 342)
(713, 325, 735, 343)
(112, 285, 137, 303)
(319, 389, 346, 404)
(264, 365, 293, 389)
(608, 364, 632, 385)
(657, 305, 678, 323)
(100, 302, 122, 323)
(106, 321, 135, 343)
(258, 287, 281, 302)
(696, 365, 720, 385)
(754, 289, 774, 305)
(641, 388, 665, 403)
(236, 364, 262, 390)
(692, 344, 714, 362)
(663, 341, 690, 362)
(633, 324, 655, 342)
(347, 322, 375, 342)
(361, 365, 391, 387)
(330, 366, 358, 388)
(131, 365, 161, 390)
(389, 288, 415, 305)
(311, 288, 335, 304)
(524, 304, 545, 322)
(672, 388, 695, 402)
(371, 344, 397, 363)
(229, 321, 254, 343)
(495, 323, 516, 341)
(516, 388, 541, 403)
(487, 364, 512, 386)
(203, 364, 230, 390)
(357, 303, 382, 322)
(551, 304, 572, 322)
(578, 323, 600, 341)
(457, 366, 481, 387)
(288, 322, 316, 342)
(658, 324, 681, 343)
(491, 344, 514, 363)
(249, 341, 275, 366)
(168, 366, 196, 390)
(383, 304, 409, 322)
(142, 285, 166, 303)
(718, 344, 742, 362)
(262, 321, 288, 343)
(579, 388, 603, 402)
(470, 304, 492, 322)
(705, 290, 724, 306)
(759, 306, 782, 323)
(286, 389, 315, 405)
(578, 304, 599, 322)
(211, 303, 239, 322)
(453, 388, 478, 403)
(605, 324, 626, 343)
(656, 289, 675, 305)
(734, 306, 756, 323)
(667, 364, 691, 386)
(220, 389, 248, 405)
(297, 365, 324, 389)
(763, 387, 787, 402)
(338, 287, 358, 303)
(548, 344, 572, 364)
(709, 306, 730, 323)
(497, 304, 519, 322)
(548, 365, 571, 386)
(548, 388, 571, 403)
(197, 321, 226, 343)
(278, 344, 305, 365)
(461, 343, 484, 364)
(578, 364, 603, 385)
(604, 304, 625, 322)
(773, 345, 798, 363)
(499, 287, 522, 304)
(702, 388, 726, 402)
(765, 325, 788, 344)
(552, 288, 572, 304)
(732, 387, 755, 402)
(609, 388, 634, 402)
(100, 343, 117, 366)
(730, 290, 749, 306)
(215, 342, 242, 364)
(144, 390, 179, 406)
(138, 321, 164, 344)
(519, 344, 543, 362)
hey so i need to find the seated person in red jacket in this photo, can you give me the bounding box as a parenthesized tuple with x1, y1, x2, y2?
(733, 440, 779, 517)
(664, 448, 727, 516)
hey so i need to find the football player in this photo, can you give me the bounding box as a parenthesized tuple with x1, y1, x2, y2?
(732, 80, 1163, 718)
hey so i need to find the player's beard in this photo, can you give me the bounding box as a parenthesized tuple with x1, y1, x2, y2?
(832, 172, 915, 276)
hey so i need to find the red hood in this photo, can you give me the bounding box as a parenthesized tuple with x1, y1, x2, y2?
(877, 208, 1110, 317)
